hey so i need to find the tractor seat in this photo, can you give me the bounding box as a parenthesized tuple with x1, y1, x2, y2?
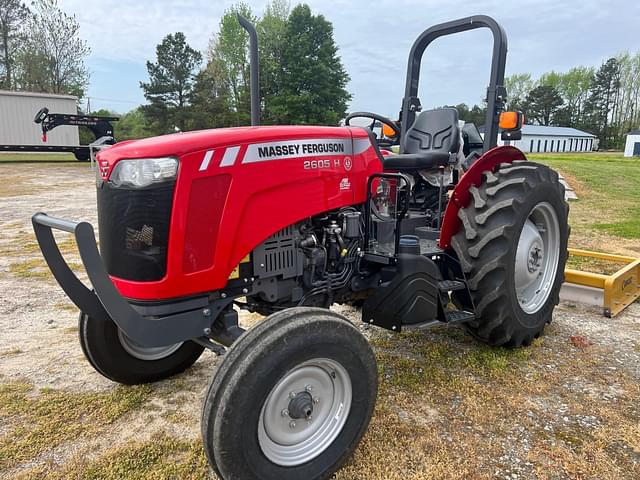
(383, 108, 460, 171)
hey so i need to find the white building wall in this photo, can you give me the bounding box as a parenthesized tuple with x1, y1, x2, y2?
(501, 135, 595, 153)
(624, 134, 640, 157)
(0, 90, 79, 146)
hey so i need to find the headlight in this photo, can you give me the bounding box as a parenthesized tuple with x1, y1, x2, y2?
(110, 157, 178, 188)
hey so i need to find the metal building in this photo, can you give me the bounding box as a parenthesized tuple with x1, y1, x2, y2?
(624, 130, 640, 157)
(0, 90, 79, 146)
(497, 125, 597, 153)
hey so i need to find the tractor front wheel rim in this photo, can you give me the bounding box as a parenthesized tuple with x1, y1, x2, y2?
(258, 358, 352, 466)
(514, 201, 561, 314)
(117, 329, 183, 361)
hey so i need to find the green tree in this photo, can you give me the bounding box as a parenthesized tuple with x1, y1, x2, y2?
(453, 103, 487, 126)
(538, 71, 562, 90)
(76, 108, 115, 144)
(257, 0, 289, 124)
(611, 51, 640, 147)
(15, 0, 90, 97)
(523, 85, 564, 126)
(140, 32, 202, 133)
(270, 4, 350, 124)
(189, 65, 233, 129)
(206, 3, 255, 126)
(0, 0, 29, 89)
(505, 73, 535, 112)
(115, 107, 155, 140)
(537, 67, 593, 128)
(584, 57, 620, 148)
(558, 67, 593, 126)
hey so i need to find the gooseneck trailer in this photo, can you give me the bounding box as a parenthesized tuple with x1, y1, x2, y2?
(1, 107, 118, 161)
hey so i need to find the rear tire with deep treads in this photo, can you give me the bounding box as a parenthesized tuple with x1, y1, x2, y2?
(451, 160, 569, 347)
(78, 312, 204, 385)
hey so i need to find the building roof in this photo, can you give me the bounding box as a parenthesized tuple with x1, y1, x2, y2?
(627, 129, 640, 136)
(0, 89, 77, 101)
(520, 125, 595, 137)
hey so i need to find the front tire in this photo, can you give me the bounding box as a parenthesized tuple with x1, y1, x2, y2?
(78, 313, 204, 385)
(74, 150, 90, 162)
(201, 307, 377, 480)
(451, 161, 569, 347)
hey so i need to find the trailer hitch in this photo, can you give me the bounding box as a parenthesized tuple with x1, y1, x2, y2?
(32, 213, 239, 348)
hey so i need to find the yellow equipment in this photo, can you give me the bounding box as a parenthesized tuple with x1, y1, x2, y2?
(564, 248, 640, 317)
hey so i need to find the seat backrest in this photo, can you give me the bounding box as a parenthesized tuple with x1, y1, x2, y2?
(403, 108, 460, 155)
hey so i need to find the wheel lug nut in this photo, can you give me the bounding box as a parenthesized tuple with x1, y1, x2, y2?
(289, 421, 296, 429)
(281, 409, 289, 417)
(313, 396, 320, 404)
(305, 384, 313, 392)
(289, 391, 296, 399)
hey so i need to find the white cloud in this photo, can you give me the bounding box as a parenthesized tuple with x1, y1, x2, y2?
(59, 0, 640, 115)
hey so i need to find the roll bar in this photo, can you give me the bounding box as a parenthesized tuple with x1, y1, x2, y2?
(400, 15, 508, 153)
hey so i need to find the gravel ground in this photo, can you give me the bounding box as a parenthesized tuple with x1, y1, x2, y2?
(0, 162, 638, 479)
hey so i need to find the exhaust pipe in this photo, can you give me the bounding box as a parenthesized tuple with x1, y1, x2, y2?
(237, 14, 260, 126)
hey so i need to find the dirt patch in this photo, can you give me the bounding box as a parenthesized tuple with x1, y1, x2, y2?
(566, 254, 630, 275)
(1, 163, 639, 479)
(557, 169, 589, 199)
(568, 230, 640, 258)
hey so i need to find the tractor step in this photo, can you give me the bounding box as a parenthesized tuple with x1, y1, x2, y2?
(402, 319, 441, 331)
(444, 310, 475, 324)
(402, 310, 475, 330)
(438, 280, 467, 292)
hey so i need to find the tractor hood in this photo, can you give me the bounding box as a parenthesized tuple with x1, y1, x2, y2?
(96, 125, 362, 181)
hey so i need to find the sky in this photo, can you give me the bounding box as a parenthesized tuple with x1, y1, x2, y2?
(58, 0, 640, 118)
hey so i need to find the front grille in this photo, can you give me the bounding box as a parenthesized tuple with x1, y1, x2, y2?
(97, 181, 175, 281)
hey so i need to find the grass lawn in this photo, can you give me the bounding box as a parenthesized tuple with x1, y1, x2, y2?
(0, 152, 78, 163)
(1, 153, 639, 479)
(530, 152, 640, 265)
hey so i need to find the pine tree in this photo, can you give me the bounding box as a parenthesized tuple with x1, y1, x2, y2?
(523, 85, 564, 126)
(140, 32, 202, 133)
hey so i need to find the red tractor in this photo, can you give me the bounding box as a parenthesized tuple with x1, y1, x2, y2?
(33, 15, 568, 480)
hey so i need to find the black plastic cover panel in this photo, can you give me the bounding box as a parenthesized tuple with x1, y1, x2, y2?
(362, 254, 441, 330)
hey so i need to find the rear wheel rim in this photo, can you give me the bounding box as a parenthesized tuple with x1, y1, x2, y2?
(514, 201, 561, 314)
(117, 329, 183, 361)
(258, 358, 352, 466)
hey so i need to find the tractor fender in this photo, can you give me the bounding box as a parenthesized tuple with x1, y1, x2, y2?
(439, 145, 526, 249)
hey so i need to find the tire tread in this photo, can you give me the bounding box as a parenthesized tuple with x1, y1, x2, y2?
(451, 161, 569, 347)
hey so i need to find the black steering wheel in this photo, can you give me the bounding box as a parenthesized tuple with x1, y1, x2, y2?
(344, 111, 401, 148)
